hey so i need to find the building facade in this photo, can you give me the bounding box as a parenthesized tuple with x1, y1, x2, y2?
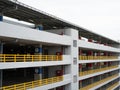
(0, 0, 120, 90)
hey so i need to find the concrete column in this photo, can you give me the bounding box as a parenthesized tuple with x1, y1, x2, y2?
(64, 65, 70, 74)
(79, 64, 82, 72)
(35, 45, 42, 55)
(0, 43, 3, 54)
(53, 88, 56, 90)
(35, 24, 43, 30)
(65, 83, 71, 90)
(38, 45, 42, 80)
(34, 67, 42, 80)
(0, 70, 2, 87)
(0, 43, 3, 87)
(34, 45, 43, 80)
(0, 13, 3, 21)
(66, 29, 78, 90)
(79, 80, 82, 89)
(88, 63, 93, 70)
(88, 51, 93, 56)
(103, 52, 108, 56)
(97, 51, 100, 57)
(79, 49, 82, 55)
(24, 69, 27, 77)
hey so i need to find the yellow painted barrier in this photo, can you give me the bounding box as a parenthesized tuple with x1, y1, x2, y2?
(0, 54, 62, 62)
(79, 65, 118, 76)
(80, 74, 118, 90)
(1, 76, 63, 90)
(106, 82, 119, 90)
(79, 56, 118, 60)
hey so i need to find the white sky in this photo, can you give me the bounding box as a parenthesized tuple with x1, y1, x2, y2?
(19, 0, 120, 41)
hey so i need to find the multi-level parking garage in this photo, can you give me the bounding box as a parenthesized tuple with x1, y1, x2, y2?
(0, 0, 120, 90)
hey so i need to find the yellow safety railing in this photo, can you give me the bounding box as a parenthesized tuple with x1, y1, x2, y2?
(0, 76, 63, 90)
(79, 56, 118, 60)
(79, 65, 118, 76)
(106, 82, 119, 90)
(80, 74, 118, 90)
(0, 54, 63, 62)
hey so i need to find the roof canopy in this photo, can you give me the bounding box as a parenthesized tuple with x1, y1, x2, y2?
(0, 0, 119, 45)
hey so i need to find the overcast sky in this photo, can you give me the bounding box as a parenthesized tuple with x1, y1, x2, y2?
(19, 0, 120, 41)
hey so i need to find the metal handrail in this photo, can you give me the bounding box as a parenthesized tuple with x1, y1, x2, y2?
(80, 74, 118, 90)
(79, 65, 118, 76)
(106, 82, 119, 90)
(79, 56, 118, 60)
(0, 54, 63, 62)
(1, 76, 63, 90)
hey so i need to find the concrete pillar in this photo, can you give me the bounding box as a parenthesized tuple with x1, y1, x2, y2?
(79, 80, 82, 89)
(79, 49, 82, 55)
(34, 45, 43, 80)
(24, 69, 27, 77)
(97, 51, 100, 56)
(35, 45, 42, 55)
(0, 43, 3, 54)
(103, 52, 108, 56)
(66, 29, 78, 90)
(97, 62, 100, 69)
(88, 63, 93, 70)
(35, 24, 43, 30)
(64, 65, 70, 74)
(65, 84, 71, 90)
(34, 67, 42, 80)
(0, 70, 2, 87)
(88, 51, 93, 56)
(79, 64, 82, 72)
(0, 13, 3, 21)
(0, 43, 3, 87)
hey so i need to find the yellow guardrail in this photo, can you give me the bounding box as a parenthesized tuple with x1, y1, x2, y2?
(79, 56, 118, 60)
(0, 76, 63, 90)
(79, 65, 118, 76)
(106, 82, 119, 90)
(0, 54, 63, 62)
(80, 74, 118, 90)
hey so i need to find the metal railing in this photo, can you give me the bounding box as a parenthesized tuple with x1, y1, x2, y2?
(0, 54, 63, 62)
(0, 76, 63, 90)
(79, 65, 118, 76)
(106, 82, 119, 90)
(79, 56, 118, 60)
(80, 74, 118, 90)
